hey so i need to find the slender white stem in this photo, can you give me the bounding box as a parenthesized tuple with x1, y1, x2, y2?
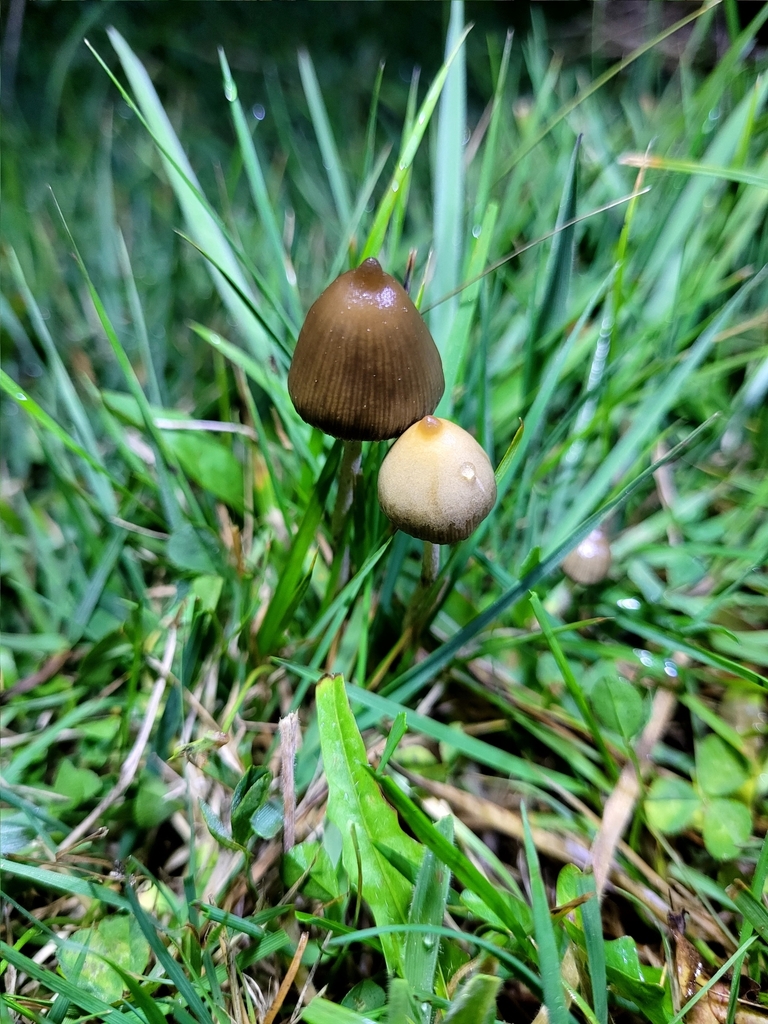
(331, 439, 363, 539)
(421, 541, 440, 587)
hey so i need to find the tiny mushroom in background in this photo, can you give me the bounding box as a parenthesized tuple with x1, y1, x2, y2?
(288, 257, 444, 537)
(378, 415, 497, 583)
(562, 527, 612, 585)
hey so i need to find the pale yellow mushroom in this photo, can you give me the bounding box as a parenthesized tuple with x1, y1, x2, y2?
(377, 416, 497, 544)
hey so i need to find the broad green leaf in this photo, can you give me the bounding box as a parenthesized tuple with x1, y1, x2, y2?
(167, 525, 219, 575)
(58, 916, 150, 1004)
(52, 759, 101, 808)
(316, 674, 422, 973)
(443, 974, 501, 1024)
(341, 980, 387, 1014)
(603, 937, 671, 1024)
(702, 798, 752, 860)
(645, 777, 701, 835)
(590, 676, 644, 739)
(696, 734, 750, 797)
(302, 997, 378, 1024)
(165, 432, 244, 511)
(199, 800, 242, 852)
(283, 841, 342, 903)
(231, 767, 272, 847)
(0, 941, 130, 1023)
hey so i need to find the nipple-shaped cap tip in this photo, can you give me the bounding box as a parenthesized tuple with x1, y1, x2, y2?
(377, 416, 497, 544)
(288, 259, 445, 441)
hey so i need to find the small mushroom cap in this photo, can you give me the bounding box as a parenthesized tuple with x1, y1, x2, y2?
(562, 528, 612, 584)
(288, 258, 444, 441)
(377, 416, 497, 543)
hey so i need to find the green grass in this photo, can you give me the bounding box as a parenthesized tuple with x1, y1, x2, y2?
(2, 2, 768, 1022)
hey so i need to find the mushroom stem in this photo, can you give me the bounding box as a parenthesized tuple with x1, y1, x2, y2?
(421, 541, 440, 587)
(331, 439, 363, 540)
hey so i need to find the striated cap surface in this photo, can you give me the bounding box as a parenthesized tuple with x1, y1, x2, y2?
(377, 416, 497, 544)
(288, 258, 444, 441)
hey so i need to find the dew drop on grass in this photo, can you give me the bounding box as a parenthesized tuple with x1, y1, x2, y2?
(472, 224, 482, 238)
(16, 393, 27, 401)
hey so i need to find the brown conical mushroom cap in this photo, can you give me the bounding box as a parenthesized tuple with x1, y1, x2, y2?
(288, 258, 444, 441)
(377, 416, 497, 543)
(562, 528, 612, 584)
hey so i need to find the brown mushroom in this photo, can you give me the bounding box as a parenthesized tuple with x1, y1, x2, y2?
(377, 416, 497, 544)
(288, 258, 444, 442)
(562, 528, 612, 584)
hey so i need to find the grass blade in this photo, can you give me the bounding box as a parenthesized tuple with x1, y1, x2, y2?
(219, 47, 302, 323)
(523, 135, 581, 399)
(429, 0, 467, 376)
(521, 804, 568, 1024)
(554, 265, 767, 544)
(404, 815, 453, 1018)
(298, 48, 352, 227)
(361, 23, 472, 260)
(105, 28, 272, 361)
(256, 442, 341, 654)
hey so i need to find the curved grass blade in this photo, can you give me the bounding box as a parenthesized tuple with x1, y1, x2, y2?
(51, 194, 200, 531)
(105, 28, 275, 362)
(349, 684, 586, 795)
(436, 200, 498, 418)
(521, 804, 568, 1024)
(0, 370, 124, 495)
(326, 143, 392, 285)
(553, 265, 767, 545)
(496, 1, 721, 180)
(298, 48, 352, 227)
(218, 48, 302, 324)
(360, 23, 472, 261)
(256, 442, 341, 654)
(327, 924, 542, 997)
(404, 815, 453, 1020)
(522, 135, 581, 399)
(6, 247, 116, 517)
(125, 885, 214, 1024)
(619, 153, 768, 190)
(473, 28, 513, 223)
(0, 858, 129, 910)
(176, 231, 290, 361)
